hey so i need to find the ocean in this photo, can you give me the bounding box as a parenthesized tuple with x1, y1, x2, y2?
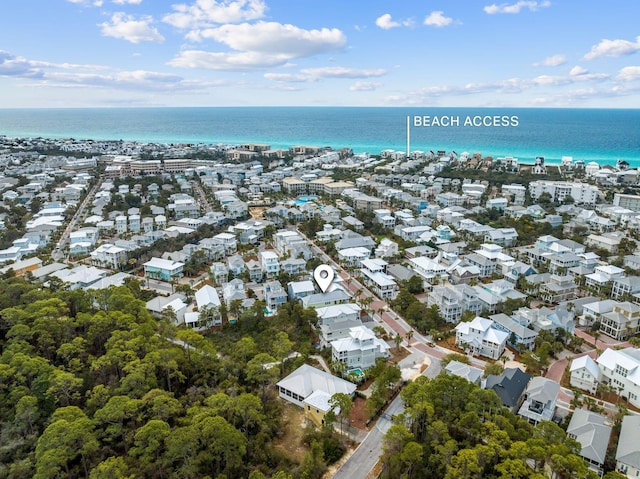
(0, 107, 638, 167)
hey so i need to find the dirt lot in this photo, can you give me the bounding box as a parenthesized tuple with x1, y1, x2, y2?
(272, 402, 307, 463)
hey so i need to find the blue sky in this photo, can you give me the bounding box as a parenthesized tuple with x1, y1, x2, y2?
(1, 0, 639, 107)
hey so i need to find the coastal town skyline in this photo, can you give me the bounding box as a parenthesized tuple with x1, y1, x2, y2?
(1, 0, 639, 108)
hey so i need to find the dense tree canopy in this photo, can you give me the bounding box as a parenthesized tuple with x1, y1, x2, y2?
(381, 374, 598, 479)
(0, 276, 327, 479)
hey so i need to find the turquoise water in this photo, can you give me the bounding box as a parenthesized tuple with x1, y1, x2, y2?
(0, 107, 638, 167)
(294, 196, 317, 205)
(348, 368, 364, 377)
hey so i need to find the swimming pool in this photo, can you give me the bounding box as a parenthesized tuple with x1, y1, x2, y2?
(347, 368, 364, 377)
(294, 196, 317, 205)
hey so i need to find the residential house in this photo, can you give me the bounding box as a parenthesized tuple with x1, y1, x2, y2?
(427, 284, 482, 323)
(569, 355, 601, 393)
(444, 361, 483, 385)
(585, 264, 625, 291)
(227, 255, 246, 277)
(0, 257, 42, 277)
(212, 232, 238, 254)
(260, 250, 280, 278)
(483, 368, 531, 413)
(146, 293, 188, 324)
(596, 347, 640, 407)
(338, 247, 370, 268)
(115, 215, 128, 234)
(222, 278, 247, 307)
(192, 284, 222, 328)
(375, 238, 399, 258)
(288, 280, 316, 301)
(517, 377, 560, 425)
(143, 258, 184, 282)
(616, 415, 640, 478)
(276, 364, 356, 424)
(90, 244, 128, 270)
(489, 313, 538, 351)
(331, 325, 390, 369)
(409, 256, 448, 285)
(210, 262, 229, 285)
(280, 258, 306, 276)
(599, 301, 640, 340)
(612, 276, 640, 300)
(566, 410, 612, 476)
(302, 289, 350, 309)
(264, 280, 287, 312)
(454, 316, 508, 360)
(484, 228, 518, 247)
(538, 274, 579, 303)
(246, 259, 263, 283)
(359, 269, 398, 300)
(316, 303, 362, 348)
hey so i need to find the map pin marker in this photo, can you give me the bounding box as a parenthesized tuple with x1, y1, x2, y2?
(314, 264, 334, 293)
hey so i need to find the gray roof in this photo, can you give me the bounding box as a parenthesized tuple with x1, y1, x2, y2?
(387, 264, 417, 282)
(445, 360, 483, 384)
(490, 313, 538, 341)
(484, 368, 531, 409)
(525, 376, 560, 403)
(616, 415, 640, 469)
(567, 409, 611, 466)
(276, 364, 356, 399)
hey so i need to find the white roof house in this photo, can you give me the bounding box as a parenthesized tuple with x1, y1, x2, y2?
(569, 355, 601, 393)
(597, 347, 640, 408)
(454, 316, 508, 360)
(195, 284, 221, 310)
(616, 415, 640, 477)
(276, 364, 356, 408)
(566, 409, 612, 475)
(331, 326, 390, 369)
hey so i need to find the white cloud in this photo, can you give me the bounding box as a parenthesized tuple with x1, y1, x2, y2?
(191, 22, 345, 57)
(264, 66, 388, 83)
(113, 0, 142, 4)
(383, 68, 610, 105)
(484, 1, 551, 14)
(584, 36, 640, 60)
(375, 14, 400, 30)
(569, 65, 588, 76)
(100, 13, 165, 44)
(163, 0, 266, 29)
(0, 51, 107, 79)
(264, 73, 309, 83)
(533, 54, 566, 67)
(424, 11, 454, 28)
(349, 81, 382, 91)
(299, 66, 387, 79)
(171, 21, 346, 71)
(374, 13, 414, 30)
(617, 66, 640, 81)
(168, 50, 291, 71)
(0, 50, 217, 93)
(66, 0, 106, 5)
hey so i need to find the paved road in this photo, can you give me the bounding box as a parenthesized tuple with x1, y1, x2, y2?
(332, 353, 442, 479)
(332, 393, 404, 479)
(52, 181, 100, 261)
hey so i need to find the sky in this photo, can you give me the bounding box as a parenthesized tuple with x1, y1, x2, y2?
(1, 0, 639, 108)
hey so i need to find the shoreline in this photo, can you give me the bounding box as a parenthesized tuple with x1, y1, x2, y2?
(0, 133, 630, 170)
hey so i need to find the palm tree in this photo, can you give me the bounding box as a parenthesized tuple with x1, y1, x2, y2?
(331, 360, 347, 378)
(394, 333, 403, 352)
(405, 329, 414, 346)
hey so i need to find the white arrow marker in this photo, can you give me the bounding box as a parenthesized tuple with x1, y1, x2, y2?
(313, 264, 335, 293)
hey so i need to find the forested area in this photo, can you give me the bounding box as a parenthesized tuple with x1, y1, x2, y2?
(0, 275, 329, 479)
(381, 374, 622, 479)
